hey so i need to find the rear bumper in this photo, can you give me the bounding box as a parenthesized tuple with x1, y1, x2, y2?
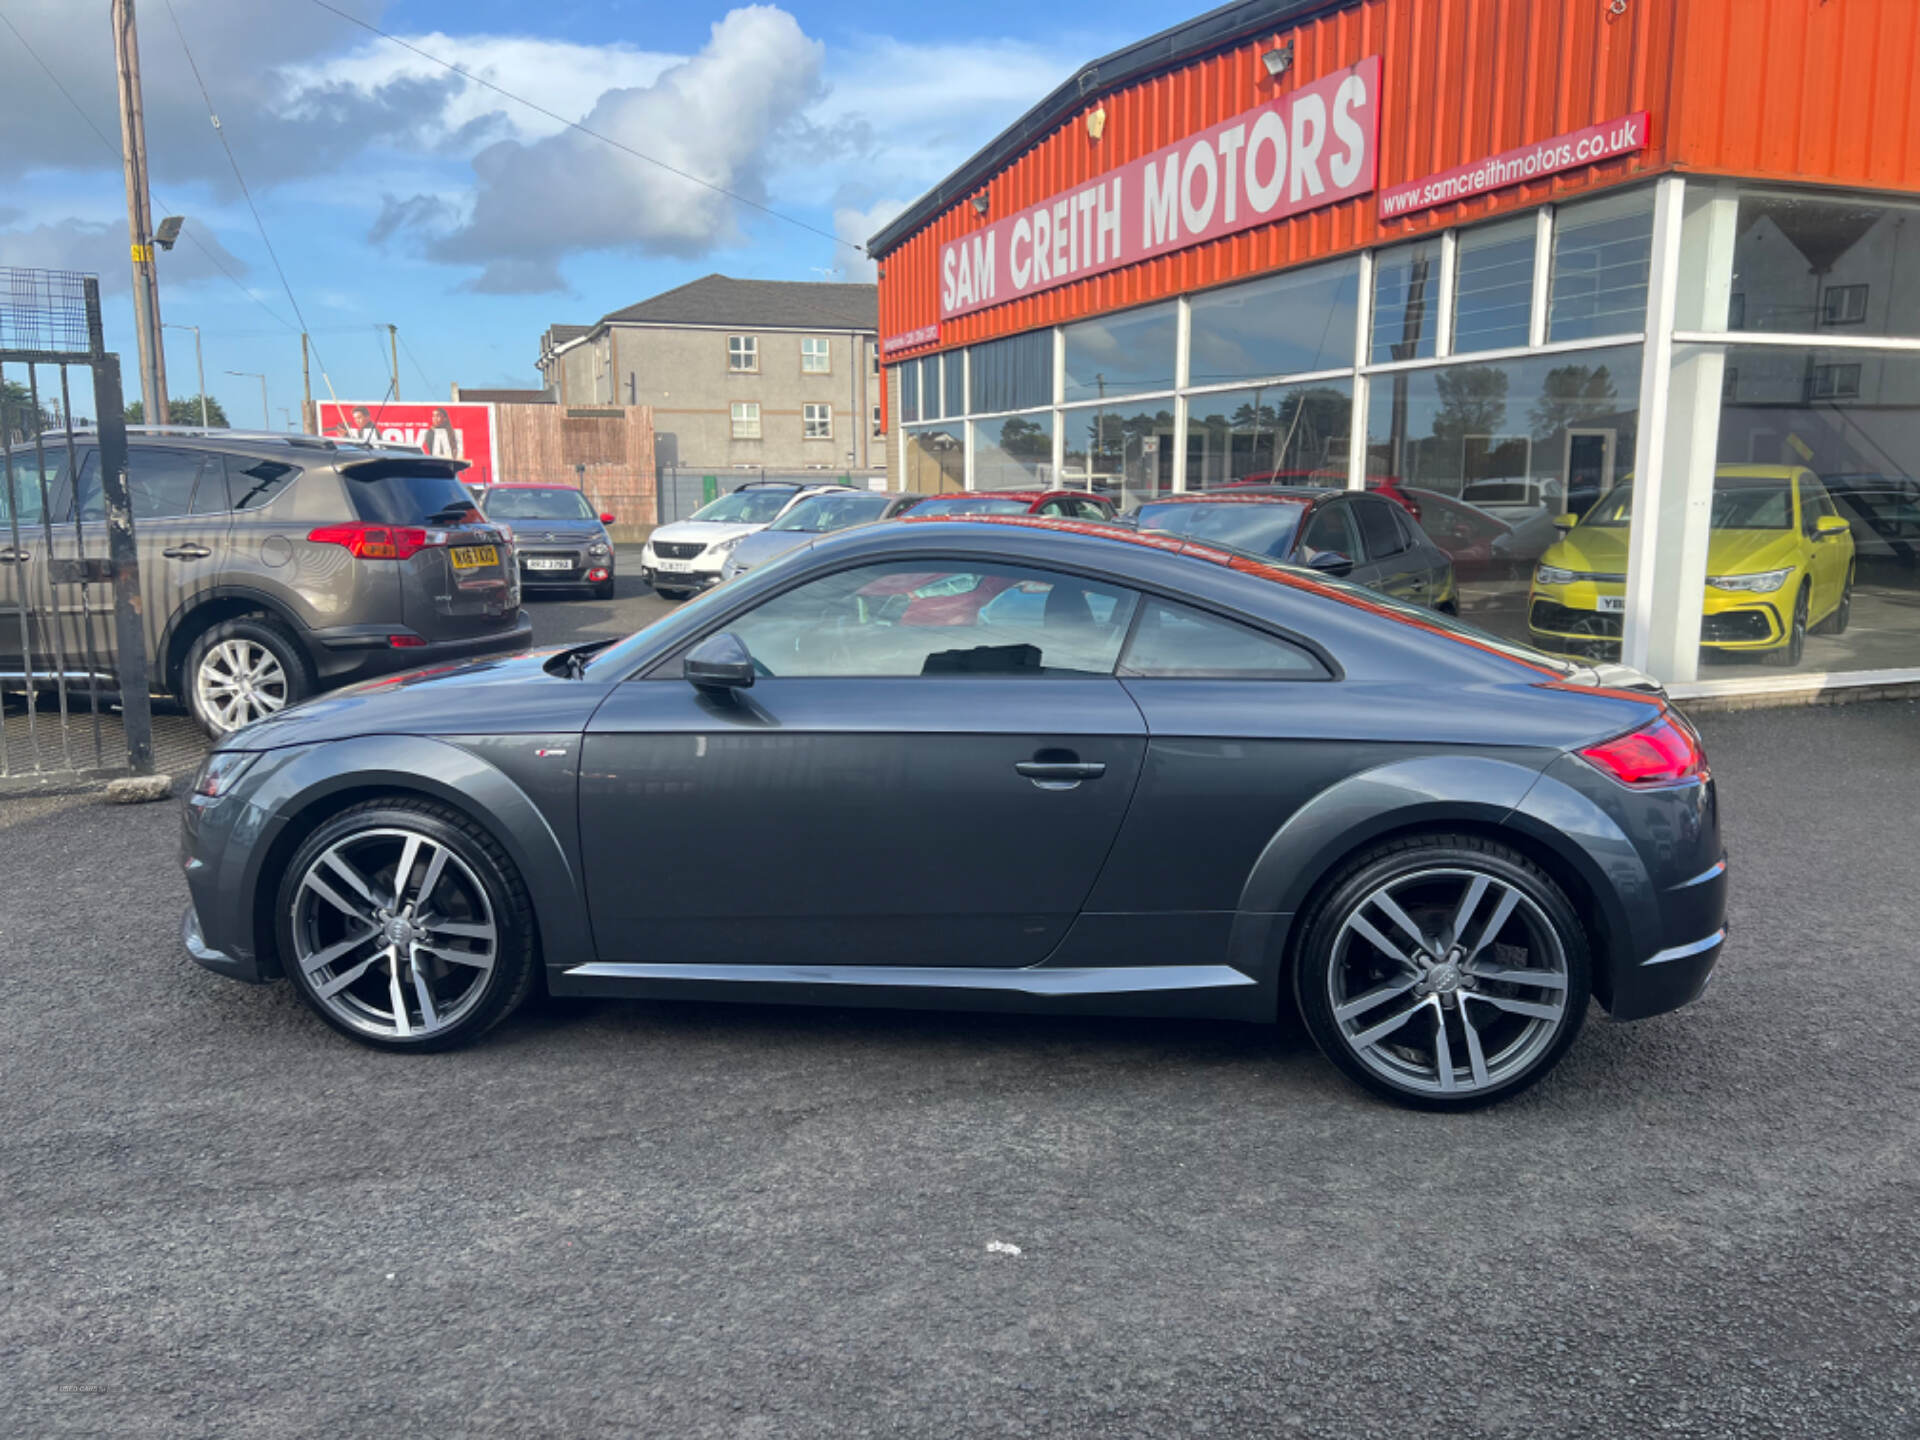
(308, 610, 535, 685)
(1612, 924, 1727, 1022)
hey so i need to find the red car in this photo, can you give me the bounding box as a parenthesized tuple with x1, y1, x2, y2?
(903, 489, 1117, 521)
(1215, 473, 1423, 519)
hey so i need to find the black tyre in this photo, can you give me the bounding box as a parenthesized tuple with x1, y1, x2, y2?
(1815, 567, 1853, 635)
(1294, 833, 1592, 1110)
(655, 587, 690, 601)
(275, 797, 539, 1052)
(184, 613, 313, 737)
(1767, 584, 1810, 667)
(592, 578, 617, 600)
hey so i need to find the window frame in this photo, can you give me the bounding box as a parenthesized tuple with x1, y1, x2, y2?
(730, 401, 762, 439)
(728, 334, 759, 373)
(802, 402, 833, 440)
(1820, 283, 1868, 326)
(801, 336, 832, 374)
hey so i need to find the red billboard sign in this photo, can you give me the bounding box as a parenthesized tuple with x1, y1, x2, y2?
(938, 56, 1380, 321)
(316, 400, 499, 489)
(1379, 112, 1650, 218)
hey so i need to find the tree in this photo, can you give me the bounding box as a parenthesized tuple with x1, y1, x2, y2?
(995, 416, 1050, 459)
(1528, 364, 1620, 441)
(3, 379, 56, 442)
(1430, 365, 1509, 445)
(125, 395, 229, 427)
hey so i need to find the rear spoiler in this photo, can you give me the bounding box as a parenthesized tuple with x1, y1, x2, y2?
(336, 455, 471, 479)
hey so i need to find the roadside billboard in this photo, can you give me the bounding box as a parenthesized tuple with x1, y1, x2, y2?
(316, 400, 499, 489)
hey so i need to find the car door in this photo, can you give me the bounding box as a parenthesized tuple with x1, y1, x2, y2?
(0, 443, 64, 677)
(1352, 493, 1430, 604)
(1797, 475, 1847, 614)
(578, 557, 1148, 969)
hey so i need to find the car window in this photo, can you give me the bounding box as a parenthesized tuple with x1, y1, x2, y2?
(1037, 497, 1072, 517)
(770, 492, 892, 532)
(483, 487, 598, 521)
(1135, 499, 1309, 558)
(1119, 598, 1327, 679)
(124, 446, 217, 520)
(345, 462, 483, 525)
(689, 487, 795, 524)
(1356, 495, 1408, 557)
(227, 458, 300, 511)
(1072, 497, 1111, 520)
(1392, 505, 1425, 552)
(725, 561, 1139, 678)
(0, 448, 65, 525)
(908, 495, 1032, 516)
(191, 457, 234, 514)
(1799, 476, 1838, 531)
(1298, 500, 1361, 561)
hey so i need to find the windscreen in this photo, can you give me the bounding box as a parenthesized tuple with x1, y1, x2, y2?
(908, 495, 1031, 516)
(771, 492, 892, 532)
(1585, 474, 1794, 530)
(1135, 499, 1309, 558)
(484, 487, 598, 521)
(689, 488, 795, 524)
(344, 461, 482, 525)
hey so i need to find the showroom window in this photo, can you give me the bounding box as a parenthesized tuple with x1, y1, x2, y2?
(728, 335, 758, 372)
(1063, 304, 1177, 402)
(801, 337, 831, 373)
(1188, 258, 1360, 385)
(1185, 382, 1353, 489)
(1721, 193, 1920, 336)
(1548, 190, 1654, 341)
(1452, 218, 1536, 354)
(730, 401, 761, 439)
(803, 403, 833, 439)
(903, 423, 965, 494)
(943, 352, 966, 420)
(899, 358, 921, 423)
(973, 412, 1054, 490)
(1371, 241, 1440, 363)
(1061, 399, 1175, 508)
(970, 331, 1053, 414)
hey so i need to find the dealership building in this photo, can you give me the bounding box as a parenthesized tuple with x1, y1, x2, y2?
(870, 0, 1920, 697)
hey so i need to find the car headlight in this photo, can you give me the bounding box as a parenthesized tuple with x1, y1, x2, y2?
(712, 535, 744, 555)
(192, 749, 258, 799)
(1706, 567, 1793, 593)
(1535, 564, 1577, 586)
(587, 542, 611, 558)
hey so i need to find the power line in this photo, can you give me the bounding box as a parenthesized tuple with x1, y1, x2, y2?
(397, 331, 438, 399)
(0, 4, 300, 335)
(305, 0, 863, 256)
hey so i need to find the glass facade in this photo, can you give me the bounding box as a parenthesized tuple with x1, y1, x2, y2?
(891, 178, 1920, 690)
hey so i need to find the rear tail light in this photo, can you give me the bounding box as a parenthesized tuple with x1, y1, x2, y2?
(1579, 713, 1707, 786)
(388, 634, 426, 649)
(307, 523, 446, 561)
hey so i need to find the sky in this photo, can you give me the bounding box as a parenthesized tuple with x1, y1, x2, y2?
(0, 0, 1187, 425)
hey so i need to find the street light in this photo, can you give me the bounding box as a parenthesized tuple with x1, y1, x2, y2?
(162, 323, 206, 426)
(226, 370, 268, 431)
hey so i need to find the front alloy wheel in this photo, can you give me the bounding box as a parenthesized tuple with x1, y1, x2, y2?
(1298, 838, 1591, 1109)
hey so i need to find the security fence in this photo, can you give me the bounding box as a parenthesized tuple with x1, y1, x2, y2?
(654, 463, 889, 524)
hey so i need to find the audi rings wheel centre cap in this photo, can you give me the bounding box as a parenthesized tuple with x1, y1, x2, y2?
(1427, 961, 1463, 994)
(385, 917, 418, 947)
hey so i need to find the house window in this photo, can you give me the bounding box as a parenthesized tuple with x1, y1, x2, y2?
(870, 347, 880, 377)
(1808, 362, 1862, 399)
(871, 404, 883, 438)
(804, 403, 833, 439)
(728, 335, 758, 372)
(731, 401, 761, 438)
(1821, 284, 1868, 325)
(801, 337, 831, 373)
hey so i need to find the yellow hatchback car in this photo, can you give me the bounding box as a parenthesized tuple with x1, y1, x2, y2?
(1529, 465, 1856, 666)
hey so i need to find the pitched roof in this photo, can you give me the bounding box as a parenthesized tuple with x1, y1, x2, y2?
(543, 324, 590, 347)
(601, 274, 877, 331)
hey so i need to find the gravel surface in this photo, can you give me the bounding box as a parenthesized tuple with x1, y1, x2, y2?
(1, 685, 1915, 1437)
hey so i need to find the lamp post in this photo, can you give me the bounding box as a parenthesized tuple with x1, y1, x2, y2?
(226, 370, 267, 430)
(162, 322, 205, 425)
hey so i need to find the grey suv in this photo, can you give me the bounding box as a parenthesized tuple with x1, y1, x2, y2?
(0, 428, 531, 735)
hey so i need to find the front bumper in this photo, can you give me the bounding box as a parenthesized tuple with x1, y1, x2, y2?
(183, 902, 268, 984)
(519, 549, 614, 588)
(1528, 583, 1791, 657)
(310, 610, 535, 685)
(641, 561, 723, 593)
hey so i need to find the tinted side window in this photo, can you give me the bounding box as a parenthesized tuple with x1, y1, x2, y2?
(1392, 505, 1425, 551)
(1357, 496, 1408, 557)
(1298, 501, 1360, 561)
(345, 463, 480, 524)
(1119, 598, 1326, 679)
(123, 447, 214, 519)
(227, 458, 300, 511)
(726, 561, 1138, 678)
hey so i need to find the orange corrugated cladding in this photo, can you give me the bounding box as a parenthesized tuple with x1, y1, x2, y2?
(876, 0, 1920, 421)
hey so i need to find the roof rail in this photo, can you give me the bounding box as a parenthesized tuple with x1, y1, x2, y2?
(70, 424, 434, 456)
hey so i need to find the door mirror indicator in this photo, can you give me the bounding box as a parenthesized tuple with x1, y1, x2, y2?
(1815, 514, 1850, 537)
(685, 632, 755, 692)
(1552, 512, 1580, 535)
(1304, 548, 1354, 578)
(600, 512, 617, 524)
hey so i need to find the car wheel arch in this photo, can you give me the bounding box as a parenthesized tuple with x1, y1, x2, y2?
(163, 588, 310, 698)
(236, 737, 588, 981)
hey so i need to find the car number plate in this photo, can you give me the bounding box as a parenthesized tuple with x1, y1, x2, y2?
(526, 557, 572, 571)
(655, 559, 692, 573)
(1595, 595, 1625, 613)
(450, 545, 499, 569)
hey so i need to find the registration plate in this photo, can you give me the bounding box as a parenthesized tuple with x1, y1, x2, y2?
(1595, 595, 1625, 613)
(450, 545, 499, 570)
(655, 559, 693, 574)
(526, 557, 572, 571)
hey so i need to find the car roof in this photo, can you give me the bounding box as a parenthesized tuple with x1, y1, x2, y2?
(1141, 491, 1319, 506)
(485, 481, 584, 490)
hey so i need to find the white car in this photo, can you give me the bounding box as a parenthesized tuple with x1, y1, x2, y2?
(640, 482, 846, 598)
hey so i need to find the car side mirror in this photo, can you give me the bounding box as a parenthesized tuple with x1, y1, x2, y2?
(684, 632, 755, 693)
(1552, 512, 1580, 535)
(1815, 514, 1850, 537)
(600, 512, 617, 524)
(1304, 548, 1354, 578)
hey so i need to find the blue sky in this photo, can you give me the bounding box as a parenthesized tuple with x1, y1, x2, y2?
(0, 0, 1179, 424)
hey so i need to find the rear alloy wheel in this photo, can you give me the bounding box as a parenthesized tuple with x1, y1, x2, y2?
(1296, 837, 1591, 1109)
(185, 615, 312, 737)
(277, 800, 537, 1051)
(1767, 584, 1810, 667)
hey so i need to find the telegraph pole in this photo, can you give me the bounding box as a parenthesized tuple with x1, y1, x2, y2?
(388, 324, 401, 401)
(300, 332, 313, 433)
(112, 0, 168, 424)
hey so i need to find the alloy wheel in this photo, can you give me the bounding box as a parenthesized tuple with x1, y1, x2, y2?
(1326, 866, 1571, 1097)
(288, 826, 498, 1041)
(196, 639, 289, 732)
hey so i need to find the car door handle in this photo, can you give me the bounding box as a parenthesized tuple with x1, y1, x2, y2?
(1015, 760, 1106, 782)
(161, 544, 212, 560)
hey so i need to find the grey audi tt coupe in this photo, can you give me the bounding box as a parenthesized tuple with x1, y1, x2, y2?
(181, 515, 1727, 1109)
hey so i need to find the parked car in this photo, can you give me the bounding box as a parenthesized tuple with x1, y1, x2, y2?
(1529, 465, 1855, 666)
(1400, 486, 1558, 579)
(0, 428, 528, 736)
(1219, 473, 1424, 519)
(1132, 489, 1458, 611)
(182, 513, 1726, 1109)
(720, 489, 918, 581)
(903, 489, 1117, 520)
(639, 481, 847, 598)
(476, 483, 618, 599)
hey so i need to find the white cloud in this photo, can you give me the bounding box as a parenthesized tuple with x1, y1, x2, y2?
(0, 216, 250, 296)
(833, 199, 908, 279)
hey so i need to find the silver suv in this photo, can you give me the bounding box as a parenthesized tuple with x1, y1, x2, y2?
(0, 428, 531, 735)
